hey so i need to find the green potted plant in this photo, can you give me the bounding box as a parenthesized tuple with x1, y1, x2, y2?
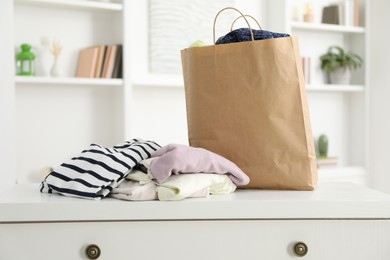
(320, 46, 363, 84)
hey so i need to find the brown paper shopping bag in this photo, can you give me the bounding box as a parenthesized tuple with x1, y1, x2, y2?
(181, 7, 317, 190)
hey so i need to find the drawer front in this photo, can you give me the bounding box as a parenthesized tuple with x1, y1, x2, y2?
(0, 220, 389, 260)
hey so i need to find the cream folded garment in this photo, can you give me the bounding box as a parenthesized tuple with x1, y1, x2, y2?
(109, 169, 236, 201)
(109, 170, 157, 201)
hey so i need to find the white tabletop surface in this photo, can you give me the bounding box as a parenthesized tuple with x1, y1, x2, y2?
(1, 182, 390, 222)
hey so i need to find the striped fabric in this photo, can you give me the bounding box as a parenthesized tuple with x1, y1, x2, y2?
(40, 139, 161, 200)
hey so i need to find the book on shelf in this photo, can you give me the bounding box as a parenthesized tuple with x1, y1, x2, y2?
(94, 45, 106, 78)
(354, 0, 360, 26)
(76, 44, 123, 79)
(102, 45, 120, 78)
(322, 5, 340, 25)
(101, 45, 113, 78)
(76, 46, 99, 78)
(301, 57, 310, 84)
(112, 45, 123, 79)
(317, 156, 339, 168)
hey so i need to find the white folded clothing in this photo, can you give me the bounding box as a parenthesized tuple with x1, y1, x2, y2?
(109, 180, 157, 201)
(157, 173, 236, 201)
(110, 169, 237, 201)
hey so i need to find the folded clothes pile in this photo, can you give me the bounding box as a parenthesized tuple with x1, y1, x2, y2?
(110, 144, 249, 201)
(40, 140, 249, 201)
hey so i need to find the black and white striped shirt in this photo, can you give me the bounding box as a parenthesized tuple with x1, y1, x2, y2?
(40, 139, 161, 199)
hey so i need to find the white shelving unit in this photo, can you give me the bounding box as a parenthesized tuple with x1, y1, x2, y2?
(268, 0, 370, 185)
(13, 0, 128, 183)
(7, 0, 371, 186)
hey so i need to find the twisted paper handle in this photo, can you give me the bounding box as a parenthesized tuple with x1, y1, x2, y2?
(213, 7, 254, 44)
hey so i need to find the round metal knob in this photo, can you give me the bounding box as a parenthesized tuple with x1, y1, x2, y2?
(293, 242, 308, 257)
(85, 244, 101, 259)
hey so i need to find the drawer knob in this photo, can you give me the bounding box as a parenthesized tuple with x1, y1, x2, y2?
(86, 244, 101, 259)
(293, 242, 308, 257)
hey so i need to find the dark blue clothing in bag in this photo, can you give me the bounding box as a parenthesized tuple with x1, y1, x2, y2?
(216, 28, 289, 45)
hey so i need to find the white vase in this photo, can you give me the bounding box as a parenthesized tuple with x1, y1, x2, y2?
(37, 36, 52, 77)
(329, 67, 351, 85)
(50, 57, 62, 77)
(37, 47, 52, 77)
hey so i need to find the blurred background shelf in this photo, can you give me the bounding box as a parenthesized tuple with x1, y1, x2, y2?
(318, 166, 366, 185)
(15, 76, 123, 86)
(306, 84, 364, 92)
(14, 0, 123, 11)
(291, 22, 365, 33)
(132, 74, 183, 88)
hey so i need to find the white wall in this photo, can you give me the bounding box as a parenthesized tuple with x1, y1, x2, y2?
(0, 1, 16, 191)
(369, 0, 390, 193)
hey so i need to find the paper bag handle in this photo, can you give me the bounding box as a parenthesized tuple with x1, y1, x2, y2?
(213, 7, 254, 44)
(230, 15, 262, 31)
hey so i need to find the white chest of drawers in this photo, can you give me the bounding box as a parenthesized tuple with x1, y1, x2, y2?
(1, 182, 390, 260)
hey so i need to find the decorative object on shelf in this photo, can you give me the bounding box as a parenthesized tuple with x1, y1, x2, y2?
(15, 43, 36, 76)
(318, 134, 329, 157)
(316, 135, 339, 168)
(320, 46, 363, 84)
(291, 4, 302, 22)
(37, 36, 52, 76)
(322, 5, 340, 25)
(303, 3, 314, 23)
(49, 38, 63, 77)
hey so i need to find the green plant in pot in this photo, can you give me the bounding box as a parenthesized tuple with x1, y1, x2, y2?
(320, 46, 363, 84)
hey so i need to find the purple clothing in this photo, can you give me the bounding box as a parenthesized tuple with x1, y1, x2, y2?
(150, 144, 250, 186)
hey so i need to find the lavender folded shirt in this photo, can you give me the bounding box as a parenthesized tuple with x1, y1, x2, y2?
(150, 144, 249, 186)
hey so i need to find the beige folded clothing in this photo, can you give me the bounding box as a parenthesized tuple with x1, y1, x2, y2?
(110, 169, 236, 201)
(158, 173, 236, 201)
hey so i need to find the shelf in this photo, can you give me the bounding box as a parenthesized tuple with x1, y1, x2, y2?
(318, 166, 365, 180)
(132, 74, 183, 88)
(291, 22, 365, 33)
(318, 166, 366, 185)
(306, 84, 364, 92)
(15, 76, 123, 86)
(132, 75, 364, 92)
(14, 0, 123, 12)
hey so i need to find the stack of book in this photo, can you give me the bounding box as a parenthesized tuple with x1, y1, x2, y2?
(76, 44, 122, 79)
(316, 156, 339, 168)
(321, 0, 360, 26)
(301, 57, 310, 84)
